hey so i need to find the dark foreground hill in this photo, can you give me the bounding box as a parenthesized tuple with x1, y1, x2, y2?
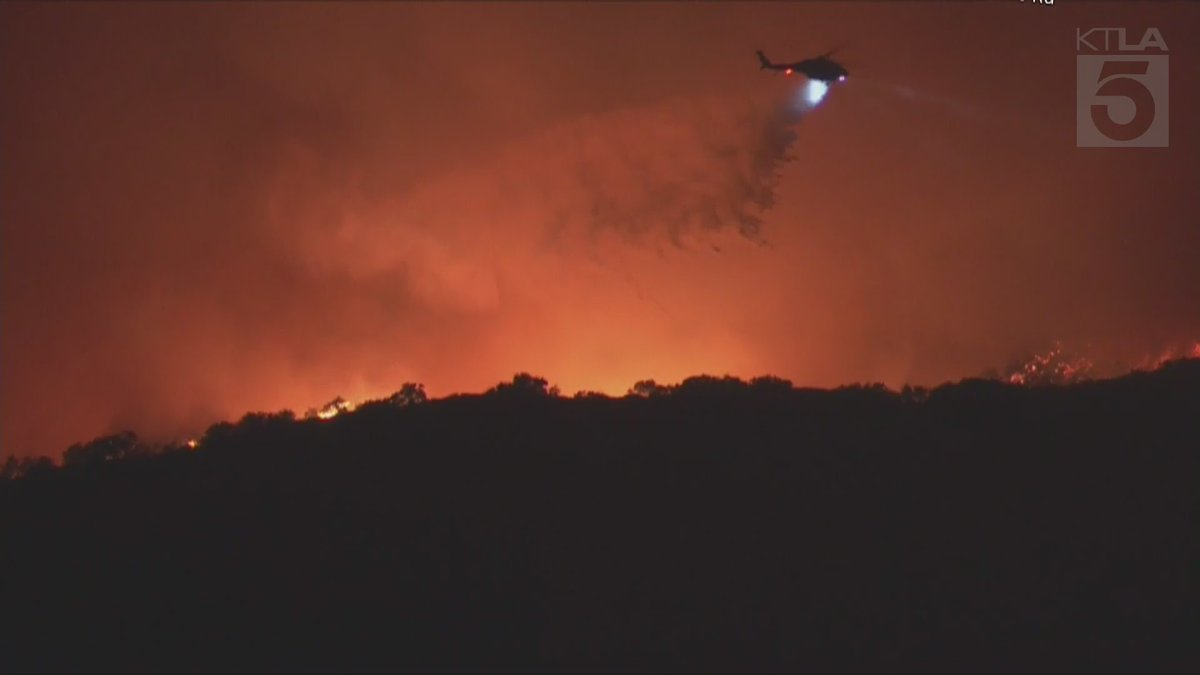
(3, 363, 1199, 672)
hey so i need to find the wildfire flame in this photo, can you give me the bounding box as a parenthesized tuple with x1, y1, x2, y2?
(1006, 342, 1094, 386)
(1004, 340, 1199, 387)
(315, 397, 356, 420)
(1133, 341, 1200, 372)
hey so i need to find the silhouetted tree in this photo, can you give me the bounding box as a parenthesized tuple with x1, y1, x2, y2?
(1, 454, 17, 480)
(749, 375, 793, 392)
(62, 431, 147, 468)
(1, 455, 56, 480)
(240, 410, 297, 426)
(386, 383, 428, 406)
(490, 373, 559, 397)
(627, 379, 671, 397)
(198, 421, 240, 451)
(675, 374, 747, 398)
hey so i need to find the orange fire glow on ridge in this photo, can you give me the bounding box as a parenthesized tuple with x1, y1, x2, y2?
(312, 397, 356, 420)
(1004, 341, 1200, 387)
(3, 2, 1198, 462)
(1133, 342, 1200, 373)
(1006, 343, 1094, 386)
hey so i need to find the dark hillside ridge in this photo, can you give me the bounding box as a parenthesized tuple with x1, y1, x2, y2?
(3, 361, 1198, 672)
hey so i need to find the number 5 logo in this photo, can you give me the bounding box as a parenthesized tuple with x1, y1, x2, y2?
(1077, 55, 1169, 147)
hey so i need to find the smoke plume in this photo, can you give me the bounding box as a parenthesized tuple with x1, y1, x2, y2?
(4, 2, 1198, 459)
(270, 87, 805, 297)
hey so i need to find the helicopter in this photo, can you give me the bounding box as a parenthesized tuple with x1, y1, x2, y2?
(756, 49, 848, 83)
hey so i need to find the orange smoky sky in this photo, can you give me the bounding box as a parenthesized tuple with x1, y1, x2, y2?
(2, 2, 1199, 458)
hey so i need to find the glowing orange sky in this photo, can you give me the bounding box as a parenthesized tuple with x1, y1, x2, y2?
(2, 2, 1198, 458)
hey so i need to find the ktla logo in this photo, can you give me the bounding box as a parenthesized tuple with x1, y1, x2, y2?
(1077, 28, 1169, 147)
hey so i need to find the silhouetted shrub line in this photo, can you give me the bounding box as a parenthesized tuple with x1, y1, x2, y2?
(1, 362, 1197, 670)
